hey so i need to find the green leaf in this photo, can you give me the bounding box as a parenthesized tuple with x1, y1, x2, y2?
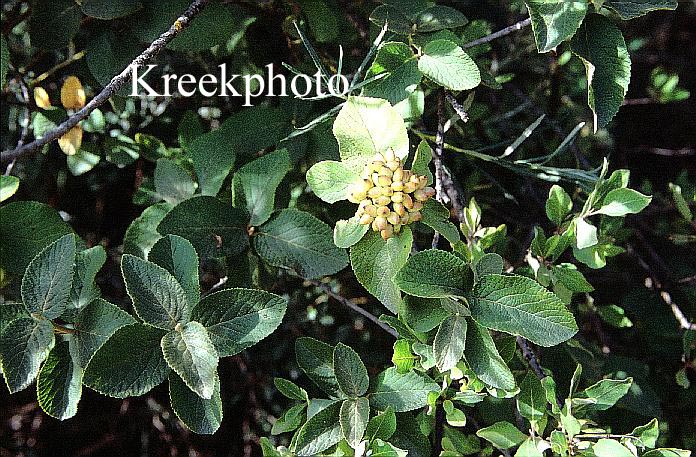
(0, 317, 55, 393)
(294, 401, 343, 456)
(83, 323, 169, 398)
(81, 0, 142, 19)
(232, 149, 292, 226)
(553, 263, 594, 293)
(592, 439, 634, 457)
(334, 343, 369, 397)
(186, 129, 236, 196)
(515, 438, 544, 457)
(0, 302, 29, 334)
(253, 208, 348, 279)
(87, 31, 142, 92)
(169, 372, 222, 435)
(351, 228, 413, 313)
(28, 0, 81, 50)
(417, 39, 481, 91)
(192, 288, 287, 357)
(545, 185, 573, 226)
(631, 418, 659, 449)
(149, 235, 200, 308)
(369, 367, 438, 412)
(369, 5, 414, 35)
(395, 249, 473, 298)
(67, 149, 101, 176)
(469, 274, 578, 346)
(340, 397, 370, 448)
(597, 304, 633, 328)
(169, 3, 250, 52)
(414, 5, 468, 32)
(474, 253, 504, 281)
(526, 0, 588, 53)
(161, 321, 218, 399)
(571, 14, 631, 131)
(306, 160, 361, 204)
(123, 203, 173, 258)
(70, 246, 107, 310)
(154, 158, 196, 204)
(295, 337, 341, 397)
(476, 421, 526, 449)
(334, 218, 370, 249)
(574, 377, 632, 411)
(71, 299, 136, 368)
(333, 96, 410, 173)
(575, 217, 598, 249)
(121, 254, 191, 330)
(274, 378, 309, 402)
(433, 314, 467, 372)
(411, 140, 433, 186)
(37, 340, 82, 420)
(0, 175, 19, 202)
(517, 373, 547, 425)
(365, 406, 396, 442)
(421, 200, 460, 245)
(157, 196, 250, 258)
(596, 188, 652, 216)
(464, 319, 516, 391)
(392, 339, 416, 373)
(643, 449, 692, 457)
(22, 234, 76, 319)
(272, 403, 306, 435)
(364, 42, 422, 105)
(298, 0, 338, 43)
(603, 0, 677, 19)
(401, 296, 449, 333)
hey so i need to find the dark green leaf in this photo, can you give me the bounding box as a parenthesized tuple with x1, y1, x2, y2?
(70, 246, 107, 310)
(169, 372, 222, 434)
(29, 0, 81, 50)
(526, 0, 588, 52)
(274, 378, 308, 402)
(364, 42, 422, 105)
(37, 340, 82, 420)
(417, 39, 481, 91)
(433, 314, 467, 372)
(149, 235, 200, 308)
(365, 406, 396, 442)
(545, 185, 573, 226)
(161, 321, 218, 399)
(340, 397, 370, 448)
(464, 319, 515, 391)
(294, 401, 343, 456)
(0, 317, 55, 393)
(81, 0, 142, 19)
(476, 421, 526, 449)
(369, 367, 438, 412)
(395, 249, 473, 298)
(123, 203, 173, 258)
(295, 337, 341, 397)
(334, 343, 369, 397)
(603, 0, 677, 19)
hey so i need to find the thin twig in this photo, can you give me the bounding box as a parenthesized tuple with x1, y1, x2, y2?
(445, 91, 469, 123)
(432, 403, 445, 457)
(462, 17, 532, 49)
(306, 278, 399, 338)
(1, 0, 211, 164)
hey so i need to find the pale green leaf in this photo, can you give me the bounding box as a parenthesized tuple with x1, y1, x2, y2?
(334, 217, 369, 249)
(574, 377, 632, 411)
(414, 5, 468, 32)
(545, 185, 573, 226)
(161, 321, 218, 399)
(340, 397, 370, 448)
(517, 373, 547, 425)
(575, 217, 598, 249)
(351, 228, 413, 313)
(643, 449, 692, 457)
(253, 208, 348, 279)
(411, 140, 433, 186)
(306, 160, 361, 204)
(369, 367, 438, 412)
(0, 175, 19, 202)
(123, 202, 173, 258)
(417, 39, 481, 91)
(603, 0, 677, 19)
(37, 340, 82, 420)
(192, 288, 287, 357)
(515, 438, 543, 457)
(421, 200, 460, 245)
(476, 421, 526, 449)
(526, 0, 588, 53)
(433, 314, 467, 372)
(0, 317, 55, 393)
(365, 406, 396, 442)
(469, 274, 578, 346)
(333, 96, 409, 173)
(83, 323, 169, 398)
(169, 372, 222, 434)
(592, 439, 634, 457)
(154, 158, 196, 204)
(596, 188, 652, 216)
(274, 378, 308, 402)
(364, 42, 422, 105)
(21, 234, 76, 319)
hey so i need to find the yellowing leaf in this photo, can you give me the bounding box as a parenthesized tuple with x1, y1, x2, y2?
(34, 87, 52, 109)
(59, 125, 83, 156)
(61, 76, 86, 110)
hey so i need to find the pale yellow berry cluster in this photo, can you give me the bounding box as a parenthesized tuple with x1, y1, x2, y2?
(349, 149, 435, 240)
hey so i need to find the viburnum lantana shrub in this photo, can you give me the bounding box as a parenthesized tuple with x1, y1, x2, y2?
(0, 0, 692, 456)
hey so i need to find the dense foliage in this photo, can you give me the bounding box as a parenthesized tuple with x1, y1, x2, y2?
(1, 0, 694, 456)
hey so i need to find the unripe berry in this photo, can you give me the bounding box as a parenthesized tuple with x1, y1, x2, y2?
(386, 160, 400, 171)
(391, 181, 404, 192)
(377, 175, 391, 187)
(348, 193, 362, 203)
(380, 226, 394, 240)
(384, 149, 396, 162)
(400, 214, 410, 225)
(391, 192, 404, 203)
(372, 173, 381, 186)
(374, 195, 391, 207)
(367, 187, 382, 199)
(413, 189, 428, 202)
(378, 166, 393, 177)
(365, 204, 377, 216)
(410, 211, 422, 222)
(374, 216, 388, 231)
(402, 193, 414, 209)
(418, 176, 428, 189)
(411, 201, 423, 212)
(423, 186, 436, 198)
(393, 168, 404, 183)
(359, 214, 373, 225)
(376, 205, 390, 217)
(403, 182, 417, 194)
(370, 160, 385, 173)
(381, 186, 394, 197)
(387, 212, 400, 225)
(393, 202, 406, 216)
